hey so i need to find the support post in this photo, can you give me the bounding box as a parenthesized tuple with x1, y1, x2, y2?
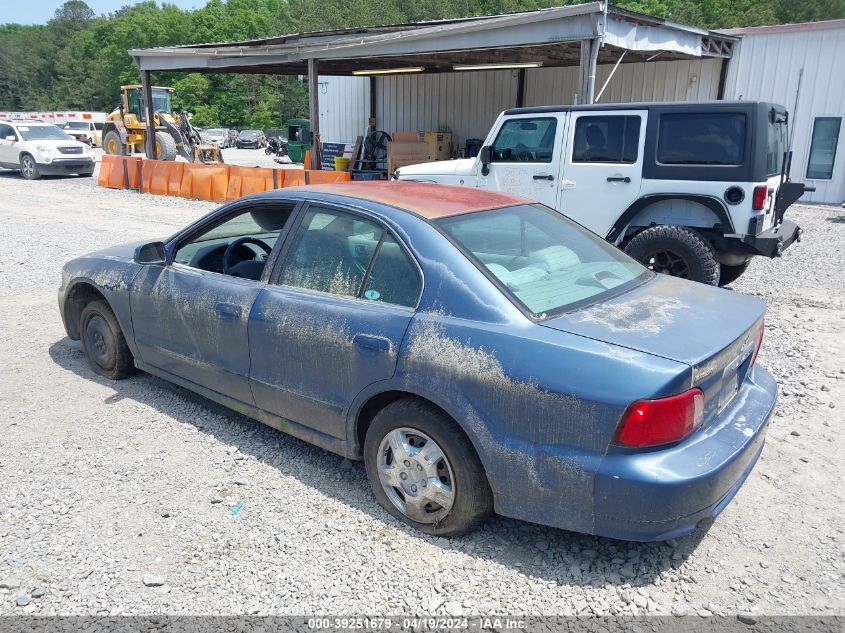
(516, 68, 526, 108)
(308, 58, 320, 170)
(578, 38, 600, 104)
(141, 69, 156, 159)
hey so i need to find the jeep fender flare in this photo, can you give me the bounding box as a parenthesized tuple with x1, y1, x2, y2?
(606, 194, 736, 244)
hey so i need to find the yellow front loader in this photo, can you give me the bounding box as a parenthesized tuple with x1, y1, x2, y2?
(102, 85, 222, 163)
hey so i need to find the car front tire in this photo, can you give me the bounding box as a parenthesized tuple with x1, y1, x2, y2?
(19, 154, 41, 180)
(624, 225, 720, 286)
(364, 399, 493, 537)
(79, 300, 136, 380)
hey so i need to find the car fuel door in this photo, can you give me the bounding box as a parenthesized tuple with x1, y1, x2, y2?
(560, 110, 647, 237)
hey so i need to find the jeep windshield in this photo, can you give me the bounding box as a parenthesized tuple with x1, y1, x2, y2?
(437, 204, 650, 317)
(17, 125, 73, 141)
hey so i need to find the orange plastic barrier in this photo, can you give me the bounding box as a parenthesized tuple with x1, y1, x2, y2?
(305, 170, 352, 185)
(98, 155, 141, 189)
(179, 163, 230, 202)
(225, 166, 281, 202)
(140, 160, 184, 196)
(283, 169, 306, 187)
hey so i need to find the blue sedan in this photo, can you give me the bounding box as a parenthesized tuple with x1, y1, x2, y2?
(58, 182, 776, 540)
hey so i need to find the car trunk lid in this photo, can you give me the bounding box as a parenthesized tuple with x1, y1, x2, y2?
(540, 274, 766, 422)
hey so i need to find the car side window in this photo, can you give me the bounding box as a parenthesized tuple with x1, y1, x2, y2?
(572, 115, 641, 163)
(278, 207, 420, 307)
(0, 124, 14, 139)
(173, 206, 294, 279)
(657, 113, 746, 166)
(492, 117, 557, 163)
(361, 234, 421, 308)
(279, 207, 383, 297)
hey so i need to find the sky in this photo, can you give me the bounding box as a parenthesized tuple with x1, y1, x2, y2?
(4, 0, 205, 25)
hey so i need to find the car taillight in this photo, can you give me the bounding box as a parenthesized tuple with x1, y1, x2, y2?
(752, 185, 768, 211)
(614, 388, 705, 448)
(751, 320, 765, 367)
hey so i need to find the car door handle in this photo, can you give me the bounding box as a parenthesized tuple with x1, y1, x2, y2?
(215, 302, 242, 319)
(353, 334, 391, 356)
(607, 176, 631, 183)
(533, 174, 554, 181)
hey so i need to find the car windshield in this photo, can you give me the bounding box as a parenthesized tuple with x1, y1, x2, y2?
(437, 204, 650, 317)
(17, 125, 73, 141)
(240, 130, 259, 138)
(63, 122, 88, 130)
(207, 129, 224, 136)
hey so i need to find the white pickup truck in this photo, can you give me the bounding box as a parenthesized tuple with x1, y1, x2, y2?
(394, 101, 811, 285)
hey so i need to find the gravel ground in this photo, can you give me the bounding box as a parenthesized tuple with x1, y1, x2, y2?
(0, 166, 843, 617)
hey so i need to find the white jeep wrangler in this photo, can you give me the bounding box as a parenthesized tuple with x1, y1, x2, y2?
(394, 101, 811, 286)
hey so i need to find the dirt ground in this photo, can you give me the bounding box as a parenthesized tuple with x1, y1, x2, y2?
(0, 161, 842, 616)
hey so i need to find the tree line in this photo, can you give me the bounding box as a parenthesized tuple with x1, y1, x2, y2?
(1, 0, 841, 128)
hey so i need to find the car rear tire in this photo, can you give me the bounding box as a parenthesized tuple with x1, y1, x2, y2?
(79, 300, 136, 380)
(624, 225, 720, 286)
(718, 261, 750, 286)
(19, 154, 41, 180)
(364, 399, 493, 537)
(154, 131, 178, 161)
(103, 130, 125, 156)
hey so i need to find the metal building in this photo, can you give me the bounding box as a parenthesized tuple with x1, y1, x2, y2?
(721, 20, 845, 204)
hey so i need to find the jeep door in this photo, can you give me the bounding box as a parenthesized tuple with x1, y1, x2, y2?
(479, 114, 564, 208)
(559, 110, 647, 237)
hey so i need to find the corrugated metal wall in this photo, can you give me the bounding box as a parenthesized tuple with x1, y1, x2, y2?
(318, 75, 370, 144)
(524, 58, 722, 106)
(320, 57, 722, 152)
(723, 24, 845, 204)
(375, 70, 519, 146)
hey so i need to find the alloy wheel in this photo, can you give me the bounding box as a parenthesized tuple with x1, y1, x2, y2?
(645, 249, 691, 278)
(376, 427, 455, 524)
(21, 156, 35, 179)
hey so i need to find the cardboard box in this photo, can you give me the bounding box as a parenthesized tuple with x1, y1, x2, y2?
(387, 131, 432, 174)
(422, 132, 452, 160)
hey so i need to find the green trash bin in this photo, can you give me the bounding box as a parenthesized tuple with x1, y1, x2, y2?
(286, 118, 311, 163)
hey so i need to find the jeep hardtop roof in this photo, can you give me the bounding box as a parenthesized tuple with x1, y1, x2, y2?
(504, 100, 786, 116)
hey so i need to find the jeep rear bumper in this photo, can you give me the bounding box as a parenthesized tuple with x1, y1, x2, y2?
(740, 219, 801, 258)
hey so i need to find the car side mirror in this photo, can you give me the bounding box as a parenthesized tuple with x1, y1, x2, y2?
(5, 135, 15, 142)
(134, 241, 167, 265)
(479, 145, 492, 176)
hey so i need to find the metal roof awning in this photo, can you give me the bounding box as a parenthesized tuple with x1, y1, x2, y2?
(130, 3, 737, 76)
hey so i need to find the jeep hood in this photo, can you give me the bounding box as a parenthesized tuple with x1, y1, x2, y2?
(394, 158, 477, 179)
(540, 274, 766, 367)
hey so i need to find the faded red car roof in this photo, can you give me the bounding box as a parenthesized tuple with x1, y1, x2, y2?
(299, 181, 528, 219)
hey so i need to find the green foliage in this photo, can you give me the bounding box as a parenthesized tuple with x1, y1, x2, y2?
(1, 0, 842, 122)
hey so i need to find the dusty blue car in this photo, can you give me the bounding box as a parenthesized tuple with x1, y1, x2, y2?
(59, 182, 775, 540)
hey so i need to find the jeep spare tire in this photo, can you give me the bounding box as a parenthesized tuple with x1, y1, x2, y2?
(624, 225, 720, 286)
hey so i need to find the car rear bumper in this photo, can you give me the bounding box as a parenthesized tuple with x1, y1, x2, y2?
(741, 219, 801, 257)
(590, 364, 776, 541)
(37, 159, 95, 176)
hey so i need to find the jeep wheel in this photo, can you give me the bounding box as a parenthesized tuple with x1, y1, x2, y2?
(624, 225, 720, 286)
(719, 261, 750, 286)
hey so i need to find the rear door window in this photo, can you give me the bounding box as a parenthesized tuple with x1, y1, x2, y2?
(572, 115, 641, 163)
(491, 117, 557, 163)
(657, 113, 746, 166)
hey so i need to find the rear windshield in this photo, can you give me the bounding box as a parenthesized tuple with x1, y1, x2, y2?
(63, 122, 88, 130)
(437, 204, 649, 317)
(17, 125, 72, 141)
(657, 113, 746, 166)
